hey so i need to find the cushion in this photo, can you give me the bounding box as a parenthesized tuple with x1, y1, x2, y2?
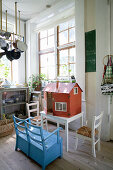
(77, 126, 98, 138)
(31, 116, 46, 122)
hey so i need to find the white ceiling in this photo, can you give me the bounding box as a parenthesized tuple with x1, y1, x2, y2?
(2, 0, 61, 21)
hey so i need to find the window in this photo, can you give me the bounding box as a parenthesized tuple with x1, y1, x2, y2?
(58, 19, 75, 77)
(74, 87, 78, 94)
(55, 102, 67, 112)
(39, 28, 56, 79)
(38, 18, 75, 80)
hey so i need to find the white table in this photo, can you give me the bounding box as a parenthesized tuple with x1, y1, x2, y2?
(40, 111, 83, 152)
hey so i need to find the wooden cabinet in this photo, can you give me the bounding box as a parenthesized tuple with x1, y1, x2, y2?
(0, 87, 29, 119)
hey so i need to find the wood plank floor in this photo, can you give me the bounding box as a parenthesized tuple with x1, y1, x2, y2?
(0, 123, 113, 170)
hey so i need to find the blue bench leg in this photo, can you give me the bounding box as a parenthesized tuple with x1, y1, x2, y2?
(59, 143, 63, 158)
(15, 136, 18, 151)
(42, 165, 46, 170)
(59, 154, 63, 159)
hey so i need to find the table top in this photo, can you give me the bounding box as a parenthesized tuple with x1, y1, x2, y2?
(40, 111, 83, 123)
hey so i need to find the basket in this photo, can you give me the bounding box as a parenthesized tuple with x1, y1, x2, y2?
(0, 119, 14, 138)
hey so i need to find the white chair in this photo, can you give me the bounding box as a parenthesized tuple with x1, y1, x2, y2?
(26, 102, 48, 130)
(75, 112, 103, 157)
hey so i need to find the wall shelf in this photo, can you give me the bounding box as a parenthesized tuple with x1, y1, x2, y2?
(2, 102, 26, 107)
(0, 87, 29, 119)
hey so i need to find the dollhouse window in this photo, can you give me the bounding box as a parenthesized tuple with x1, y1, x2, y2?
(55, 102, 67, 112)
(74, 87, 78, 94)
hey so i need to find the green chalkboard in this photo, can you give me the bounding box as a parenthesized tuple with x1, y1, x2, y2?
(85, 30, 96, 72)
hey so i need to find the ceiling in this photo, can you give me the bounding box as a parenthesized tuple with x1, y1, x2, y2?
(2, 0, 61, 21)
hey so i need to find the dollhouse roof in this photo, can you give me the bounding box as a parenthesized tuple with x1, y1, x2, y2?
(43, 82, 83, 94)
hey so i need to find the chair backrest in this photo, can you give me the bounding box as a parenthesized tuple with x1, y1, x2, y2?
(92, 112, 103, 138)
(25, 121, 46, 151)
(13, 116, 26, 136)
(26, 101, 39, 118)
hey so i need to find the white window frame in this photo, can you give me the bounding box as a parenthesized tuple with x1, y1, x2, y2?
(74, 87, 78, 95)
(55, 102, 67, 112)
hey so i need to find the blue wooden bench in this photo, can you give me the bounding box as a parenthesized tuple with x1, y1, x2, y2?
(13, 116, 63, 170)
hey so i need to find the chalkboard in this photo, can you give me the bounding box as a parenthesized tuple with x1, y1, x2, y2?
(85, 30, 96, 72)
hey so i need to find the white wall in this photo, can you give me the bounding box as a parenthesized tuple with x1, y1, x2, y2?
(75, 0, 85, 100)
(110, 0, 113, 140)
(69, 0, 86, 130)
(79, 0, 113, 140)
(84, 0, 96, 127)
(95, 0, 112, 141)
(26, 21, 38, 82)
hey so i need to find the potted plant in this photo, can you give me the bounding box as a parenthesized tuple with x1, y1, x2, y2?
(28, 73, 46, 92)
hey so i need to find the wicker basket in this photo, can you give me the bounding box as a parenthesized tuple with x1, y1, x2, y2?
(0, 119, 14, 138)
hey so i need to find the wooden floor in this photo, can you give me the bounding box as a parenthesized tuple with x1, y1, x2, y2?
(0, 123, 113, 170)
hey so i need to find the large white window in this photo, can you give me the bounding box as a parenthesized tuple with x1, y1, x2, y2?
(57, 19, 75, 77)
(38, 18, 75, 80)
(39, 28, 56, 80)
(55, 102, 67, 112)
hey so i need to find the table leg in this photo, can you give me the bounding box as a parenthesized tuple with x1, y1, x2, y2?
(81, 113, 83, 126)
(41, 114, 43, 129)
(57, 122, 59, 128)
(65, 122, 68, 152)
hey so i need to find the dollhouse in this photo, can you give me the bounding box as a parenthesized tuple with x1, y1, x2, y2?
(43, 82, 83, 117)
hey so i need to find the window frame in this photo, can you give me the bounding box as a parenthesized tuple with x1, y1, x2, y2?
(74, 87, 78, 95)
(55, 102, 67, 112)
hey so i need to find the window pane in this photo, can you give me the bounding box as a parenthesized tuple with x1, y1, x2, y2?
(69, 64, 75, 76)
(0, 57, 11, 81)
(41, 67, 47, 77)
(59, 30, 68, 45)
(48, 53, 55, 66)
(59, 21, 68, 32)
(63, 103, 66, 111)
(70, 48, 75, 63)
(40, 54, 47, 67)
(59, 49, 68, 64)
(40, 53, 55, 80)
(40, 30, 47, 38)
(48, 66, 55, 79)
(2, 20, 14, 33)
(48, 36, 54, 48)
(74, 87, 78, 94)
(68, 19, 75, 28)
(48, 28, 54, 36)
(59, 65, 68, 77)
(56, 103, 62, 111)
(40, 38, 47, 50)
(69, 28, 75, 42)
